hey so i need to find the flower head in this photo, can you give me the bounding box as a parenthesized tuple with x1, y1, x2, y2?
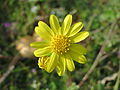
(30, 14, 89, 76)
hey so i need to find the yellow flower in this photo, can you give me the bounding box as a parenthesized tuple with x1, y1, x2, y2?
(30, 14, 89, 76)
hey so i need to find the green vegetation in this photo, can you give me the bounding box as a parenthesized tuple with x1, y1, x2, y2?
(0, 0, 120, 89)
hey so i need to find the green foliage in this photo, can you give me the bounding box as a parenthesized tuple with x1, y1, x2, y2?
(0, 0, 120, 89)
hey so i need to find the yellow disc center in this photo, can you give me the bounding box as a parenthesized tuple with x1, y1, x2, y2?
(51, 35, 70, 54)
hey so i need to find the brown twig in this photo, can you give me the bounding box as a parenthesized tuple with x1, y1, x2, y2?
(99, 48, 118, 62)
(0, 55, 12, 59)
(98, 73, 118, 84)
(0, 53, 20, 84)
(79, 20, 118, 87)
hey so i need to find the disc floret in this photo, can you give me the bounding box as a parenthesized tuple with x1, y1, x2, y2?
(51, 35, 70, 54)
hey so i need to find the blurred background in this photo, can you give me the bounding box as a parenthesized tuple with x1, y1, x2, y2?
(0, 0, 120, 90)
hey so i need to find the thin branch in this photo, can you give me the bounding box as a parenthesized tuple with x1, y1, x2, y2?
(78, 20, 118, 87)
(99, 48, 118, 62)
(0, 53, 20, 84)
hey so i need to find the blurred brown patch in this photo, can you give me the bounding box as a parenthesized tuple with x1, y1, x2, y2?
(16, 33, 42, 58)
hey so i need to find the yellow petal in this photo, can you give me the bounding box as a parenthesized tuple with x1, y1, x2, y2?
(56, 66, 61, 76)
(70, 44, 87, 55)
(35, 21, 54, 41)
(38, 56, 50, 69)
(58, 27, 62, 35)
(68, 51, 87, 64)
(34, 47, 51, 57)
(30, 42, 48, 48)
(65, 54, 75, 72)
(78, 55, 87, 64)
(68, 22, 83, 37)
(35, 27, 50, 41)
(61, 14, 72, 35)
(38, 21, 54, 36)
(56, 55, 66, 76)
(38, 58, 41, 68)
(50, 15, 60, 34)
(46, 52, 58, 72)
(70, 31, 89, 43)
